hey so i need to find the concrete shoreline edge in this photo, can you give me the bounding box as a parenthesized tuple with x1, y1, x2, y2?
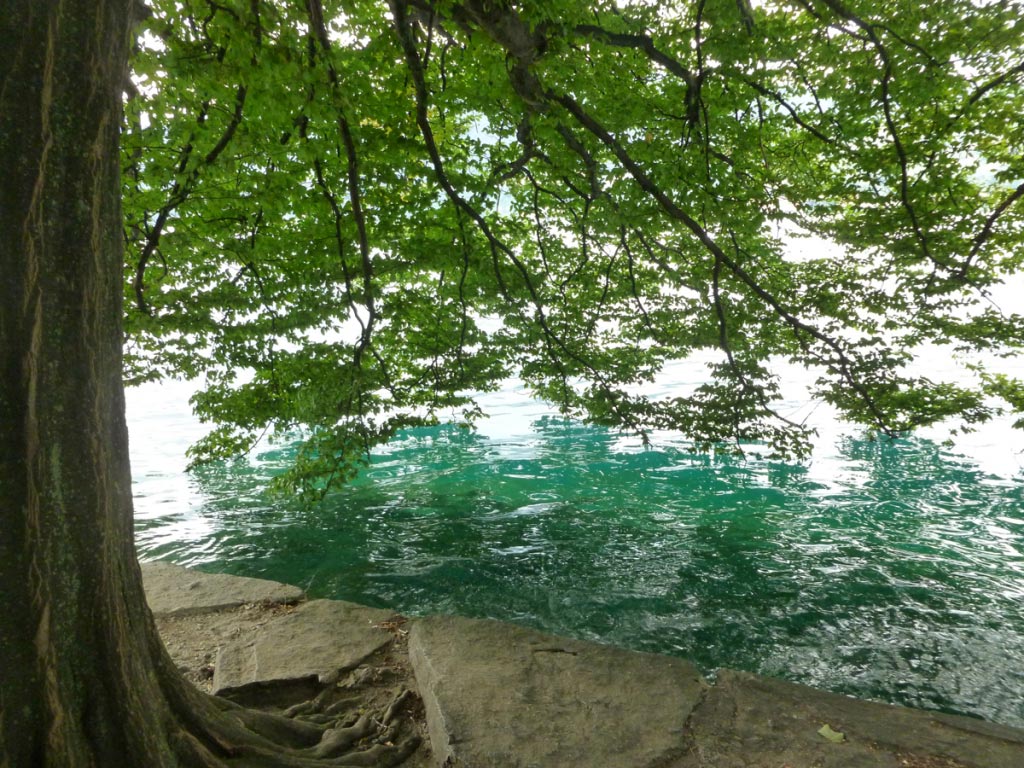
(142, 561, 1024, 767)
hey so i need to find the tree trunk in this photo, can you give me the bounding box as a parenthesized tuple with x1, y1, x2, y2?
(0, 2, 188, 764)
(0, 5, 420, 767)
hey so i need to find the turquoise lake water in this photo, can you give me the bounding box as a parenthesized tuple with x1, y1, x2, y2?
(129, 362, 1024, 729)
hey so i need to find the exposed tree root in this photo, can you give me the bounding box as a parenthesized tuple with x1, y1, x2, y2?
(158, 646, 425, 768)
(310, 713, 375, 758)
(215, 699, 328, 749)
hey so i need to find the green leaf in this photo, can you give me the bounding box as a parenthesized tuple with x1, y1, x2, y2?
(121, 0, 1024, 491)
(818, 724, 846, 743)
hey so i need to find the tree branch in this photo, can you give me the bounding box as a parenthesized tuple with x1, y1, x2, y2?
(390, 0, 653, 437)
(572, 23, 696, 89)
(549, 88, 896, 433)
(133, 83, 247, 314)
(305, 0, 376, 367)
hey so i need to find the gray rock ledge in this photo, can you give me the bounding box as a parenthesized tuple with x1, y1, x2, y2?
(143, 562, 1024, 768)
(681, 668, 1024, 768)
(409, 614, 707, 768)
(212, 598, 400, 696)
(142, 561, 303, 616)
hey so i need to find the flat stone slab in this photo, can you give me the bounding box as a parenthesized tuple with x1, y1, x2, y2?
(213, 598, 399, 695)
(142, 561, 303, 617)
(681, 669, 1024, 768)
(408, 614, 707, 768)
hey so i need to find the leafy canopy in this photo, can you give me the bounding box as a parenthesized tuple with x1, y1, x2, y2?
(122, 0, 1024, 495)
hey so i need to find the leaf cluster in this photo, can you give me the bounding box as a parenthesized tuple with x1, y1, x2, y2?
(122, 0, 1024, 492)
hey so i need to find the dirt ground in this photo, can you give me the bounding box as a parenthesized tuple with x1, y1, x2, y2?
(156, 603, 434, 767)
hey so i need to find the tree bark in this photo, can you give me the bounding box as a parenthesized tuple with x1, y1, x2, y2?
(0, 5, 422, 766)
(0, 2, 185, 765)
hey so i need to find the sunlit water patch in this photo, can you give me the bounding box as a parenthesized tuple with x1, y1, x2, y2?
(130, 377, 1024, 730)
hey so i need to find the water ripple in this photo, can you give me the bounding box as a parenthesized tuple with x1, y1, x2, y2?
(134, 421, 1024, 729)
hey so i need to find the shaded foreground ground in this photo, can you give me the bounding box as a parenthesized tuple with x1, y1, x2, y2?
(144, 562, 1024, 767)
